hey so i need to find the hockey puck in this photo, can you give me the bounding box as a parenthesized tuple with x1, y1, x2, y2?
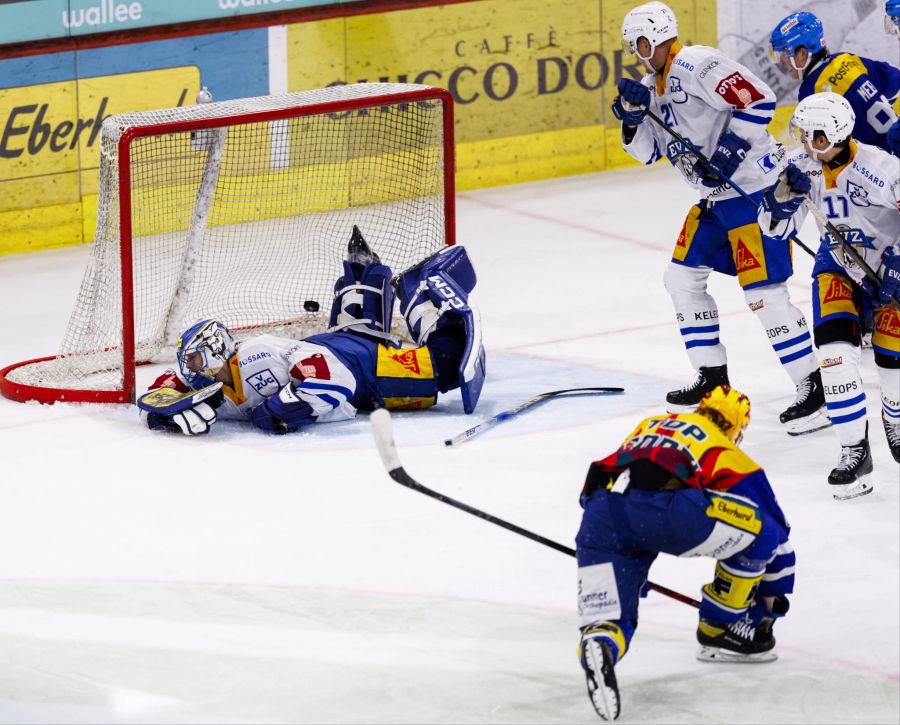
(303, 300, 320, 312)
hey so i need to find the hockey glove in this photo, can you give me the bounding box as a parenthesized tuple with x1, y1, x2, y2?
(144, 402, 218, 436)
(762, 163, 811, 220)
(879, 246, 900, 305)
(887, 118, 900, 158)
(611, 78, 650, 127)
(700, 131, 751, 188)
(249, 383, 315, 434)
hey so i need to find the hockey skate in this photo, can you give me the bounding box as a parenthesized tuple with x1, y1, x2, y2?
(829, 434, 874, 501)
(696, 616, 777, 663)
(581, 637, 620, 721)
(666, 365, 729, 411)
(883, 415, 900, 464)
(780, 369, 830, 436)
(347, 225, 380, 266)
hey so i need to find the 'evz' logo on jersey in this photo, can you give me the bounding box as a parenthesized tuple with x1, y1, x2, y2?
(247, 368, 279, 396)
(846, 180, 871, 207)
(668, 76, 688, 104)
(838, 227, 876, 250)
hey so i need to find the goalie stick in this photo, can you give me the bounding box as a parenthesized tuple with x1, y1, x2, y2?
(371, 408, 700, 610)
(643, 109, 819, 261)
(444, 387, 625, 447)
(800, 197, 900, 312)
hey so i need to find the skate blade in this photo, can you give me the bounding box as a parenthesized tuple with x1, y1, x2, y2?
(584, 642, 620, 721)
(666, 402, 699, 415)
(831, 474, 874, 501)
(784, 410, 831, 436)
(696, 645, 777, 663)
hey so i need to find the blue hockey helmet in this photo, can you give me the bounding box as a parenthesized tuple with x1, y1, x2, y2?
(768, 12, 824, 70)
(887, 0, 900, 35)
(176, 319, 235, 388)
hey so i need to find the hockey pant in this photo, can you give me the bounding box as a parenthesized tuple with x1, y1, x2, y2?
(575, 487, 794, 664)
(664, 263, 816, 384)
(812, 271, 900, 444)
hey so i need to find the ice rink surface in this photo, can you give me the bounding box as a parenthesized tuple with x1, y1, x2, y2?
(0, 163, 898, 724)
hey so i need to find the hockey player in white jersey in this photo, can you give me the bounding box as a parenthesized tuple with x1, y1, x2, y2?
(138, 228, 486, 435)
(759, 93, 900, 499)
(614, 2, 825, 435)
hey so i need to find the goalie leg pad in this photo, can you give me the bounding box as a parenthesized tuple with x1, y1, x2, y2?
(328, 260, 395, 340)
(395, 246, 477, 345)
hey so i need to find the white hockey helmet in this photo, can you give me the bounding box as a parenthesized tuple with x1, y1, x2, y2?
(789, 92, 855, 158)
(621, 2, 678, 60)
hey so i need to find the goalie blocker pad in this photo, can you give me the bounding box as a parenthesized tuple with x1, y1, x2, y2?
(137, 381, 224, 415)
(395, 246, 484, 413)
(328, 260, 395, 341)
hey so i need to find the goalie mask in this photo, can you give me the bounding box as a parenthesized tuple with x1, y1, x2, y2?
(177, 319, 236, 388)
(697, 385, 751, 445)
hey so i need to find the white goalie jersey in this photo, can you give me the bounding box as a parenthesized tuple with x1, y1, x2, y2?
(760, 141, 900, 285)
(623, 43, 784, 200)
(216, 335, 359, 423)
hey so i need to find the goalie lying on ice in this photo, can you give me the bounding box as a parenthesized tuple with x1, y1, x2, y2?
(574, 385, 794, 721)
(137, 228, 486, 436)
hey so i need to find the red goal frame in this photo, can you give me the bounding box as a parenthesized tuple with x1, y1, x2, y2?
(0, 87, 456, 405)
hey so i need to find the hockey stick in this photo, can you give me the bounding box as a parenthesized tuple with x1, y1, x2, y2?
(371, 408, 701, 610)
(643, 109, 818, 261)
(444, 387, 625, 447)
(801, 197, 900, 313)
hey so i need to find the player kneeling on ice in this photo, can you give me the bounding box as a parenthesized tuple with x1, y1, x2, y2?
(759, 93, 900, 500)
(575, 386, 793, 721)
(137, 227, 486, 435)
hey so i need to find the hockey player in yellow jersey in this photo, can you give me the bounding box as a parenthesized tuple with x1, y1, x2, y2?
(759, 92, 900, 499)
(575, 386, 794, 720)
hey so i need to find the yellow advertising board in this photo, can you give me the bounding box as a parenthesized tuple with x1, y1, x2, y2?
(0, 66, 199, 253)
(286, 0, 717, 188)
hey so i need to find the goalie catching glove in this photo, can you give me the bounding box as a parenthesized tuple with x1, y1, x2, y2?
(138, 381, 224, 436)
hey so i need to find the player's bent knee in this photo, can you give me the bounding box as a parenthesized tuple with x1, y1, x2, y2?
(814, 318, 860, 347)
(743, 282, 790, 312)
(663, 262, 711, 296)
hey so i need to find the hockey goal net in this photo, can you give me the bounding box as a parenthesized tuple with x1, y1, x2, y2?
(1, 83, 455, 404)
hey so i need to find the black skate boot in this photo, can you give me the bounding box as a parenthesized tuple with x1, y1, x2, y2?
(666, 365, 729, 410)
(580, 637, 620, 721)
(884, 415, 900, 464)
(780, 369, 830, 436)
(696, 616, 776, 663)
(347, 224, 380, 266)
(828, 430, 874, 501)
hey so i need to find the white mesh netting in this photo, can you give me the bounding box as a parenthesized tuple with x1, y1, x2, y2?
(6, 83, 450, 398)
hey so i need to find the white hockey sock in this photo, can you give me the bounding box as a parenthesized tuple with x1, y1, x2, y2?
(877, 365, 900, 425)
(744, 283, 816, 385)
(664, 263, 726, 369)
(819, 342, 867, 445)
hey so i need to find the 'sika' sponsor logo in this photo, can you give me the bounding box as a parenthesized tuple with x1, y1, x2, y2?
(876, 310, 900, 337)
(823, 277, 853, 303)
(390, 349, 421, 374)
(735, 239, 761, 271)
(62, 1, 143, 29)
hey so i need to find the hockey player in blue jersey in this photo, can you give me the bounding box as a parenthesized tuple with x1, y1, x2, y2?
(614, 2, 825, 435)
(768, 11, 900, 152)
(576, 386, 794, 720)
(138, 228, 486, 435)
